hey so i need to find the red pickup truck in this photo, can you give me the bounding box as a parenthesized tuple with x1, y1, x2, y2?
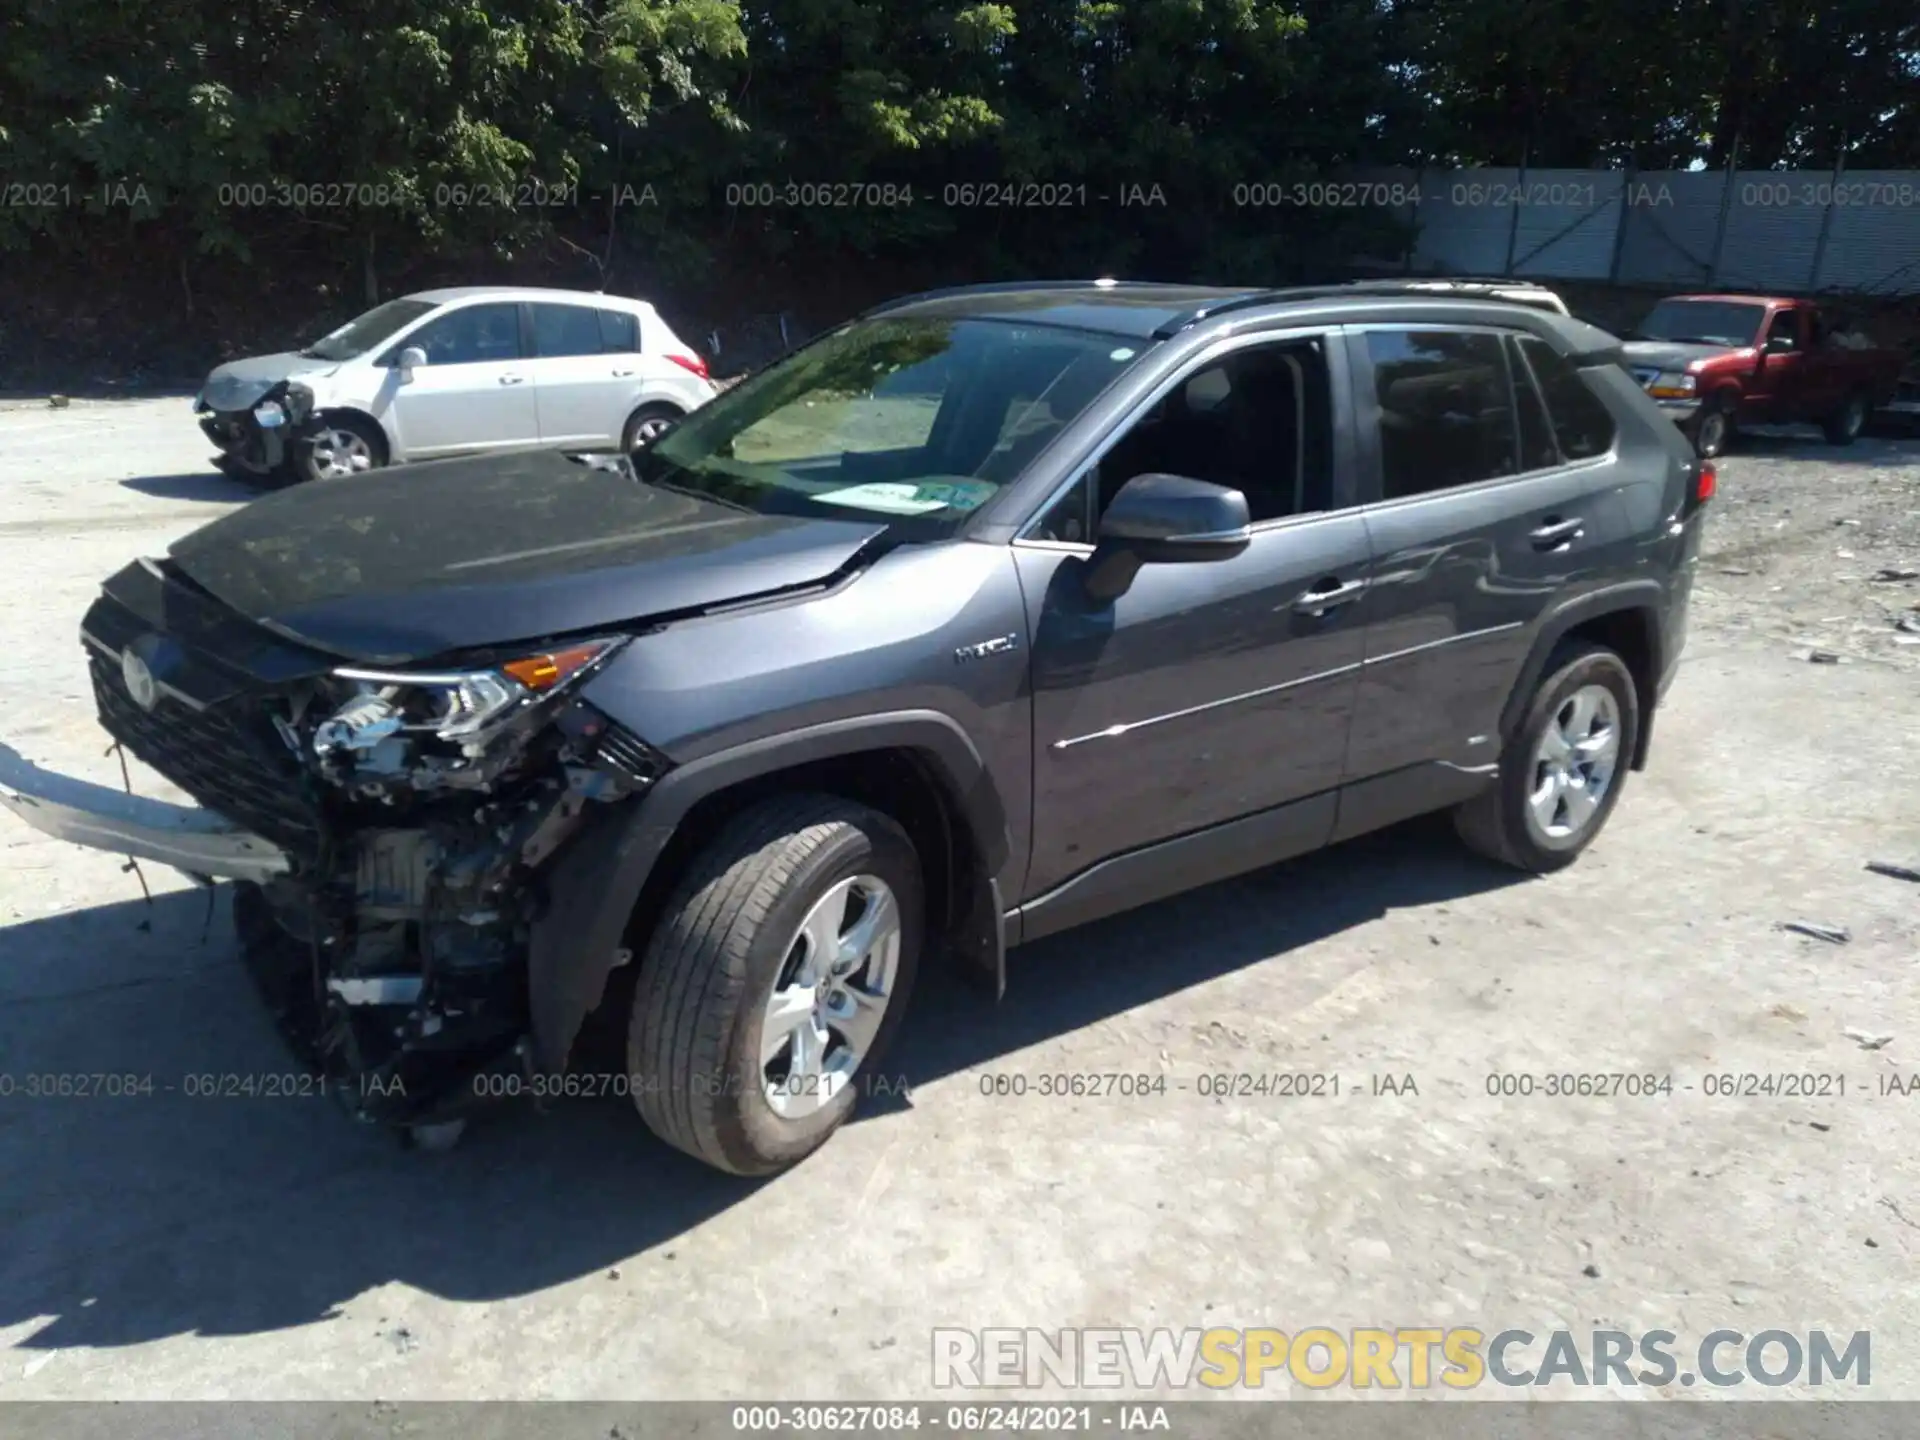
(1618, 294, 1905, 457)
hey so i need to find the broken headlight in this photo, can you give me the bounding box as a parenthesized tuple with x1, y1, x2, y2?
(318, 636, 630, 761)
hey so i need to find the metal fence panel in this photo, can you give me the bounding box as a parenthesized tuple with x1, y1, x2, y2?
(1812, 172, 1920, 294)
(1716, 172, 1824, 291)
(1505, 169, 1626, 280)
(1613, 172, 1728, 288)
(1355, 166, 1920, 295)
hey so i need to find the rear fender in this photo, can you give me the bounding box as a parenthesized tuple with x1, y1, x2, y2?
(1498, 583, 1667, 772)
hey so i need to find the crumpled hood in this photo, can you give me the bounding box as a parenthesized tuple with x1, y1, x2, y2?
(164, 450, 888, 664)
(200, 351, 342, 411)
(1619, 340, 1746, 374)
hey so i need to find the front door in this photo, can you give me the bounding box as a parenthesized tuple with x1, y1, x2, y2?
(386, 301, 538, 457)
(1016, 332, 1372, 904)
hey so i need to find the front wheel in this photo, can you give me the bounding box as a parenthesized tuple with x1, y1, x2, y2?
(298, 416, 387, 481)
(1686, 397, 1735, 459)
(1454, 642, 1640, 873)
(1822, 391, 1869, 446)
(628, 795, 923, 1176)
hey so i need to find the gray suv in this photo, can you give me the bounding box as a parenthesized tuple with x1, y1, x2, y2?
(0, 280, 1712, 1175)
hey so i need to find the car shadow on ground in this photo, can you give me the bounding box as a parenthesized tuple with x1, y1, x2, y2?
(0, 815, 1519, 1351)
(117, 470, 264, 504)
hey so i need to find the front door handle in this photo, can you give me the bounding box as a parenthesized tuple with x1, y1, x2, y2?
(499, 374, 526, 386)
(1529, 516, 1585, 549)
(1292, 577, 1368, 616)
(612, 367, 637, 377)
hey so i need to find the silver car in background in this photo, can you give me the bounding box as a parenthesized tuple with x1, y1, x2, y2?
(194, 286, 718, 482)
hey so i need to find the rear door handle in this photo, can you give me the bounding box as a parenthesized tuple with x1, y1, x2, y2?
(499, 374, 526, 386)
(1529, 516, 1585, 549)
(612, 367, 637, 377)
(1292, 577, 1368, 616)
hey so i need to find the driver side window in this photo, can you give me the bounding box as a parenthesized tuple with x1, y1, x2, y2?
(1028, 336, 1334, 544)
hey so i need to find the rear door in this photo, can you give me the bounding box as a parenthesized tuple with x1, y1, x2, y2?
(1337, 325, 1633, 837)
(382, 301, 537, 457)
(529, 301, 634, 446)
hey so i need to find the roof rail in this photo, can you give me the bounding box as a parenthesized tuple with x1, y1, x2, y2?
(860, 278, 1184, 318)
(1148, 279, 1568, 338)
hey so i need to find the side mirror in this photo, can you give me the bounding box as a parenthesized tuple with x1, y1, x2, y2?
(1083, 474, 1250, 601)
(1097, 473, 1251, 562)
(397, 346, 428, 375)
(1764, 334, 1795, 356)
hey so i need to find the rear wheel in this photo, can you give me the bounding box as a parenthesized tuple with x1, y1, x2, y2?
(298, 415, 387, 481)
(622, 403, 682, 452)
(627, 795, 923, 1176)
(1454, 642, 1640, 873)
(1822, 390, 1869, 446)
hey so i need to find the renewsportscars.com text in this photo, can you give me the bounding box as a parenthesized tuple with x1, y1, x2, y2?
(931, 1326, 1871, 1390)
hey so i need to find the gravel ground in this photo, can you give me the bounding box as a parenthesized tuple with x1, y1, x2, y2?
(1, 400, 1917, 1403)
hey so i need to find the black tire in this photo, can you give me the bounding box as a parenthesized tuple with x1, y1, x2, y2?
(621, 403, 682, 452)
(1686, 395, 1735, 458)
(1453, 642, 1640, 874)
(628, 794, 923, 1176)
(296, 414, 388, 482)
(1821, 390, 1869, 446)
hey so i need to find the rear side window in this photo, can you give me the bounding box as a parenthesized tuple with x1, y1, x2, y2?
(1507, 337, 1560, 471)
(598, 308, 639, 353)
(1515, 337, 1617, 460)
(533, 303, 604, 359)
(1366, 330, 1517, 498)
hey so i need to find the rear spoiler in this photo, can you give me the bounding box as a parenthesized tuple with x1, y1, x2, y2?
(1557, 315, 1627, 367)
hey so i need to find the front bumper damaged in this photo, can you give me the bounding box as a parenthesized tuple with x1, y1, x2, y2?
(0, 742, 290, 884)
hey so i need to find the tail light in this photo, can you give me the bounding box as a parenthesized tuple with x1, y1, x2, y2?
(666, 352, 709, 380)
(1683, 459, 1715, 518)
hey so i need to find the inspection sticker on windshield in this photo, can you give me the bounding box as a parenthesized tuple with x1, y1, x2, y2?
(813, 479, 996, 516)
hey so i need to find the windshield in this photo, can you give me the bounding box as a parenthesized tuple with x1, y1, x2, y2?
(302, 298, 438, 361)
(633, 316, 1147, 538)
(1631, 300, 1766, 348)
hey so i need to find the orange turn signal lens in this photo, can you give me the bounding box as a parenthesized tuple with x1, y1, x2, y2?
(501, 642, 611, 692)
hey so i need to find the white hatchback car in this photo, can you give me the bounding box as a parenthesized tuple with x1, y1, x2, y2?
(194, 287, 718, 482)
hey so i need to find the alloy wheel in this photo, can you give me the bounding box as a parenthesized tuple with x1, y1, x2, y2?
(630, 414, 675, 447)
(307, 427, 375, 479)
(760, 874, 902, 1120)
(1696, 411, 1727, 457)
(1527, 684, 1622, 841)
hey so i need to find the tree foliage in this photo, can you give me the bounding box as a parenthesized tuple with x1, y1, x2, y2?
(0, 0, 1914, 343)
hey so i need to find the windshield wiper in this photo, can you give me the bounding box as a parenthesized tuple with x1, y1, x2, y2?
(298, 347, 332, 360)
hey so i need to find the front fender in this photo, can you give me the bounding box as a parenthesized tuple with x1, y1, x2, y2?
(526, 709, 1010, 1073)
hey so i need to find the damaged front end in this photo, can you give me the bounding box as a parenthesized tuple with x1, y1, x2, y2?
(231, 634, 668, 1127)
(196, 379, 317, 476)
(2, 594, 668, 1133)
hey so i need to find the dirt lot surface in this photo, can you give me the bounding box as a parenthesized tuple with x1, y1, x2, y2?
(1, 399, 1917, 1403)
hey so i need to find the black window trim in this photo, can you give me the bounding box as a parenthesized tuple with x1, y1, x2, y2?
(1344, 321, 1617, 511)
(1012, 325, 1361, 549)
(1514, 331, 1623, 472)
(1508, 333, 1567, 470)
